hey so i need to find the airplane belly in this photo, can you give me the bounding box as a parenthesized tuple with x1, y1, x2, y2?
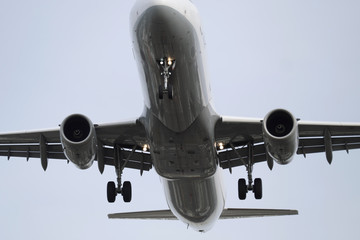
(131, 5, 210, 132)
(142, 104, 220, 179)
(162, 168, 225, 232)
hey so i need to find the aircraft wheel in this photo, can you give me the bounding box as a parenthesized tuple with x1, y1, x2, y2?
(253, 178, 262, 200)
(238, 178, 247, 200)
(107, 181, 117, 203)
(122, 181, 132, 203)
(168, 84, 173, 99)
(159, 85, 164, 99)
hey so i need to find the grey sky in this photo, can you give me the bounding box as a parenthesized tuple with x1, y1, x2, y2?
(0, 0, 360, 239)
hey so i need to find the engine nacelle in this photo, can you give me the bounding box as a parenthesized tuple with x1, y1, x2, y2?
(60, 114, 97, 169)
(262, 109, 299, 165)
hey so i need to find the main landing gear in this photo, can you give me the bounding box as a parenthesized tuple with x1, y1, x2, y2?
(157, 57, 176, 100)
(230, 142, 263, 200)
(107, 180, 132, 203)
(238, 177, 262, 200)
(106, 145, 135, 203)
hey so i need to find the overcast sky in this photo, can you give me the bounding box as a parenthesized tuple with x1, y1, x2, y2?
(0, 0, 360, 239)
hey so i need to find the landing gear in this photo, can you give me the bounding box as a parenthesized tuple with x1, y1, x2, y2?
(107, 145, 136, 203)
(159, 85, 163, 99)
(167, 84, 173, 99)
(159, 84, 173, 100)
(107, 181, 117, 203)
(230, 142, 263, 200)
(122, 181, 132, 203)
(157, 57, 176, 100)
(238, 178, 262, 200)
(238, 178, 247, 200)
(106, 180, 132, 203)
(253, 178, 263, 200)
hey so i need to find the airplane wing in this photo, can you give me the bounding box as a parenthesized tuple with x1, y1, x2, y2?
(0, 119, 152, 173)
(215, 115, 360, 170)
(108, 208, 298, 220)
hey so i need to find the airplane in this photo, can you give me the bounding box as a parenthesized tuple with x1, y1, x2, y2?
(1, 0, 360, 233)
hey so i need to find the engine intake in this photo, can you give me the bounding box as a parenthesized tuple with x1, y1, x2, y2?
(60, 114, 97, 169)
(263, 109, 299, 165)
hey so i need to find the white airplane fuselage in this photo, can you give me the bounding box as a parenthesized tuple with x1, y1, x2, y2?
(130, 0, 225, 231)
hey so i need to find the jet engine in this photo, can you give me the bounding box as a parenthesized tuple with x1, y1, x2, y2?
(60, 114, 97, 169)
(262, 109, 299, 165)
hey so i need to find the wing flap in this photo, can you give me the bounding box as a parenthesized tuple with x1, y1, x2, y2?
(101, 147, 152, 171)
(218, 144, 266, 169)
(0, 144, 63, 152)
(297, 136, 360, 156)
(0, 144, 66, 160)
(0, 151, 66, 160)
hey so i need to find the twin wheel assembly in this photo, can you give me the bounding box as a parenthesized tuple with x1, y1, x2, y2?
(107, 181, 132, 203)
(238, 178, 262, 200)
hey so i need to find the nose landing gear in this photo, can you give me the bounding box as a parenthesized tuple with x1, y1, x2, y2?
(157, 57, 176, 100)
(159, 84, 173, 100)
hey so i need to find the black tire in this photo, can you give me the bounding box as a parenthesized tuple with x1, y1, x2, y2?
(122, 181, 132, 203)
(238, 178, 247, 200)
(159, 85, 164, 99)
(107, 181, 117, 203)
(168, 84, 173, 99)
(253, 178, 263, 200)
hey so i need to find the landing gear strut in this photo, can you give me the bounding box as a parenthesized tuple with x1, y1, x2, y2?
(107, 145, 136, 203)
(230, 142, 263, 200)
(157, 57, 176, 100)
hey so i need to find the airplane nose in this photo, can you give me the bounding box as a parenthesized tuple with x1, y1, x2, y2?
(138, 5, 181, 27)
